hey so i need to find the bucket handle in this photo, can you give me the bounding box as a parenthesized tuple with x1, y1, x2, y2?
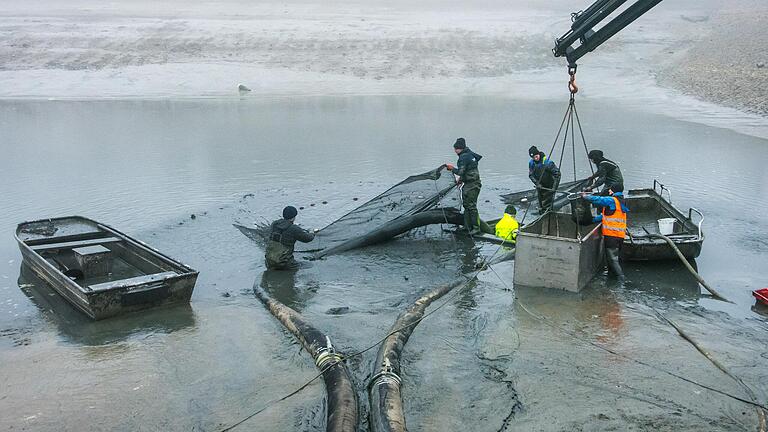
(687, 207, 704, 240)
(653, 179, 672, 204)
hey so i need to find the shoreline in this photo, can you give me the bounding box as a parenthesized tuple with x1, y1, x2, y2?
(655, 0, 767, 117)
(0, 0, 765, 133)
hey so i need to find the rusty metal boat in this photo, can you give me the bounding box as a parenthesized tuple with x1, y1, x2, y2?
(622, 181, 705, 261)
(16, 216, 198, 320)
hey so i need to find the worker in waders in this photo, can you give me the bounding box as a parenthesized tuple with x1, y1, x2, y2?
(495, 205, 519, 244)
(582, 186, 628, 281)
(528, 146, 561, 212)
(265, 206, 315, 270)
(585, 149, 624, 195)
(445, 137, 483, 235)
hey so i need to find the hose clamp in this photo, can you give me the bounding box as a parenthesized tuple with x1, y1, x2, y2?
(315, 336, 343, 369)
(369, 358, 403, 389)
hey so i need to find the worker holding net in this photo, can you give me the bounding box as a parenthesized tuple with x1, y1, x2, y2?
(445, 137, 483, 235)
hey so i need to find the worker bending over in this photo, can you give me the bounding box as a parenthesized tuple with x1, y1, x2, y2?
(265, 206, 315, 270)
(446, 137, 483, 235)
(582, 186, 628, 281)
(495, 205, 519, 244)
(585, 149, 624, 194)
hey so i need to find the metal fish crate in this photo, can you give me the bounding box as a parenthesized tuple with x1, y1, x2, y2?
(513, 212, 603, 292)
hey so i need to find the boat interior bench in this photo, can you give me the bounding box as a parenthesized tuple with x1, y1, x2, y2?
(87, 271, 178, 292)
(31, 237, 122, 252)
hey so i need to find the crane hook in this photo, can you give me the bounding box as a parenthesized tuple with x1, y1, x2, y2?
(568, 66, 579, 94)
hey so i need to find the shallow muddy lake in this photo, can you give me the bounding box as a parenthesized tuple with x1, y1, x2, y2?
(1, 96, 767, 431)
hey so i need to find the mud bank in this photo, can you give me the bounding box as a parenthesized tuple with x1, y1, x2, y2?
(656, 0, 768, 115)
(2, 0, 765, 120)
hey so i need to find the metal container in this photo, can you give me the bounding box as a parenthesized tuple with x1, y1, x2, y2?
(513, 212, 603, 292)
(73, 244, 113, 276)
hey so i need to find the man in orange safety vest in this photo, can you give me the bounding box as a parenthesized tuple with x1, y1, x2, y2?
(582, 185, 628, 281)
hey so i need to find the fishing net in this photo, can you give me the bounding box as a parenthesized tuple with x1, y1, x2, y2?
(235, 168, 589, 257)
(234, 165, 462, 257)
(308, 165, 460, 253)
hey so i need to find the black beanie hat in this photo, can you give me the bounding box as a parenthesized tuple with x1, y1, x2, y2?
(528, 146, 539, 157)
(610, 184, 624, 193)
(453, 137, 466, 149)
(588, 149, 603, 161)
(283, 206, 298, 219)
(505, 204, 517, 215)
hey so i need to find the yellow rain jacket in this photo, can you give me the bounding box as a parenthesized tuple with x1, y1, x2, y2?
(495, 213, 519, 243)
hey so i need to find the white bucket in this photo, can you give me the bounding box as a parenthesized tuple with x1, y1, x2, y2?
(658, 218, 676, 235)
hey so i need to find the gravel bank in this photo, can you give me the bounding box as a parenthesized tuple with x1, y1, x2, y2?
(656, 1, 768, 115)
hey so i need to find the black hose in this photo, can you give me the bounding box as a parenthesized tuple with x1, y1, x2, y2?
(368, 278, 468, 432)
(252, 283, 358, 432)
(313, 208, 464, 259)
(644, 230, 730, 302)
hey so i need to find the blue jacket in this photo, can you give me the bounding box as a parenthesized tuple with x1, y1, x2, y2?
(528, 154, 561, 188)
(451, 148, 482, 183)
(583, 192, 629, 223)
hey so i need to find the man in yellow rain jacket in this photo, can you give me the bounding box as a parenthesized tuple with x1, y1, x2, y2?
(495, 205, 519, 244)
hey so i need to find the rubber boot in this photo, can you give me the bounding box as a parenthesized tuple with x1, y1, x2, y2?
(467, 210, 481, 235)
(463, 211, 473, 234)
(606, 247, 625, 282)
(478, 218, 494, 235)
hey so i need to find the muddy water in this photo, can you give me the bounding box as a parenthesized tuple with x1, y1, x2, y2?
(1, 97, 767, 431)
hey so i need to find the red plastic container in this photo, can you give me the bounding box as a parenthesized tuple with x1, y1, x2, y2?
(753, 288, 768, 306)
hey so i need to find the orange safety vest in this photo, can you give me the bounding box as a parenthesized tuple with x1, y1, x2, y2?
(601, 197, 627, 238)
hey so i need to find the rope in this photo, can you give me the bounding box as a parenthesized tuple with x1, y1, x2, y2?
(655, 310, 767, 431)
(572, 102, 595, 176)
(570, 98, 577, 182)
(535, 70, 592, 218)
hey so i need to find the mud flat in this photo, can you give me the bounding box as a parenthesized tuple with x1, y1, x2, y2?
(2, 0, 763, 113)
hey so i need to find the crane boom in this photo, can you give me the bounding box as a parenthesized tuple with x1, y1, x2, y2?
(553, 0, 664, 68)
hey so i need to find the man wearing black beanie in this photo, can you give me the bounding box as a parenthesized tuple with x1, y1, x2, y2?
(446, 137, 483, 235)
(528, 146, 561, 211)
(585, 149, 624, 195)
(265, 206, 315, 270)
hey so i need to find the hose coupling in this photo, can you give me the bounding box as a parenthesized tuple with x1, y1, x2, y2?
(369, 358, 403, 389)
(315, 336, 343, 369)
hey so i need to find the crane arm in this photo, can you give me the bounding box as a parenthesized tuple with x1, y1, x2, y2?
(553, 0, 664, 69)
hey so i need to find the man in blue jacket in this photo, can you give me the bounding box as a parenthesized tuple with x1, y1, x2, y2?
(528, 146, 561, 212)
(446, 137, 483, 235)
(582, 186, 629, 281)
